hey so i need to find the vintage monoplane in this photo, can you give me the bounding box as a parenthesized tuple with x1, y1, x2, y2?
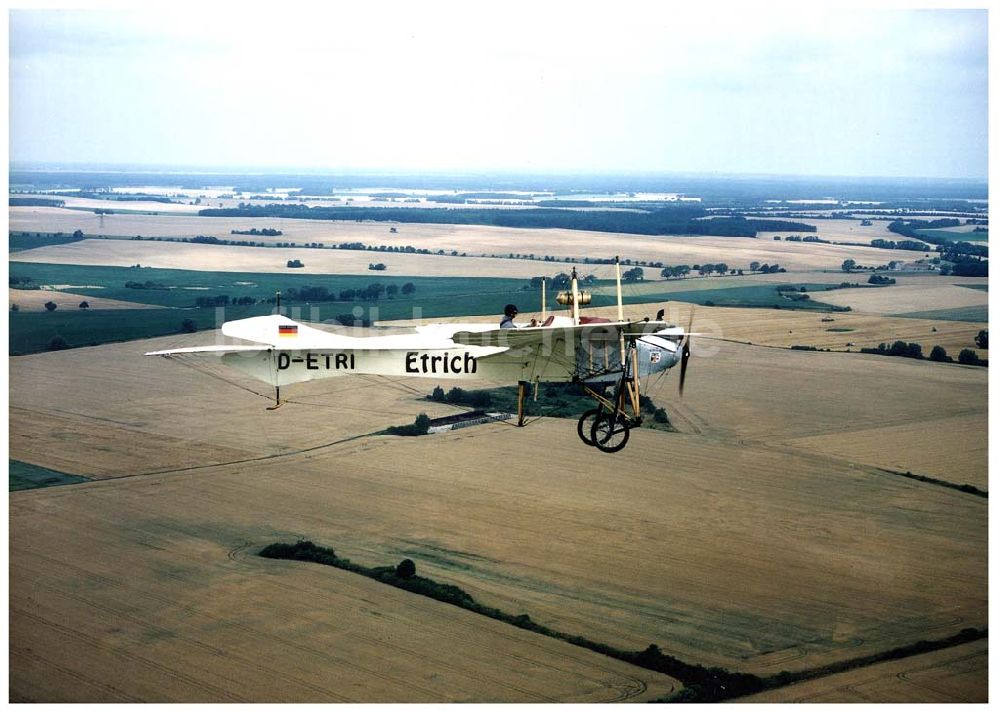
(147, 265, 694, 453)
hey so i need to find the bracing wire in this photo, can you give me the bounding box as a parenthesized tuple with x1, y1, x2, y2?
(164, 353, 274, 402)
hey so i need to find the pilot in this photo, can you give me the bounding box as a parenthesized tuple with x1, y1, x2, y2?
(500, 303, 518, 329)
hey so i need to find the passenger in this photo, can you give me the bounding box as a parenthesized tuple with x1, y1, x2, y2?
(500, 303, 518, 329)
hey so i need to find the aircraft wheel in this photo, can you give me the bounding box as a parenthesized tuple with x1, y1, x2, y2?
(577, 408, 603, 446)
(590, 413, 630, 453)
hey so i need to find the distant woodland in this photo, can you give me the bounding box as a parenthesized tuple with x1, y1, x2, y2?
(200, 204, 817, 238)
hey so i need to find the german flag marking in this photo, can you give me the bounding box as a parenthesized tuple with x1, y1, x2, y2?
(278, 325, 298, 336)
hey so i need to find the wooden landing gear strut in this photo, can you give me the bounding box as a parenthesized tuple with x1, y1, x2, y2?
(576, 340, 642, 453)
(517, 380, 527, 427)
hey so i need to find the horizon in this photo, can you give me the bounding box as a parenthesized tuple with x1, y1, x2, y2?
(8, 161, 990, 185)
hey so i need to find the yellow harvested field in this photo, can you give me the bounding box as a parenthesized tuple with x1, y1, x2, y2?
(804, 218, 908, 245)
(11, 239, 577, 280)
(9, 333, 464, 477)
(761, 218, 901, 244)
(784, 414, 987, 489)
(808, 283, 988, 314)
(665, 336, 987, 485)
(9, 288, 158, 311)
(738, 638, 987, 703)
(9, 330, 987, 702)
(10, 482, 679, 703)
(10, 206, 921, 272)
(678, 302, 987, 360)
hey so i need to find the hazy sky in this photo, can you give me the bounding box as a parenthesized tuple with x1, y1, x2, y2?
(8, 5, 989, 178)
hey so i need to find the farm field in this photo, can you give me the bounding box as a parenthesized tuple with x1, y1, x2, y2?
(761, 218, 902, 244)
(10, 238, 580, 280)
(784, 414, 987, 489)
(9, 287, 158, 311)
(806, 282, 989, 315)
(738, 638, 987, 703)
(7, 183, 989, 702)
(916, 226, 989, 242)
(8, 329, 987, 702)
(9, 206, 922, 272)
(894, 306, 990, 323)
(10, 479, 679, 703)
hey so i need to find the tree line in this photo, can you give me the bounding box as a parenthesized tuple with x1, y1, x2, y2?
(870, 238, 930, 251)
(860, 339, 986, 366)
(231, 228, 283, 236)
(277, 282, 416, 303)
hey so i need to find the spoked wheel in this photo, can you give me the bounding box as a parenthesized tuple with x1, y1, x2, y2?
(577, 407, 604, 446)
(590, 413, 631, 453)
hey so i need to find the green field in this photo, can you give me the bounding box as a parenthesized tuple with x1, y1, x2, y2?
(616, 283, 844, 311)
(9, 459, 89, 491)
(8, 307, 268, 354)
(8, 263, 540, 354)
(891, 306, 989, 323)
(916, 228, 989, 242)
(9, 232, 86, 252)
(8, 262, 532, 310)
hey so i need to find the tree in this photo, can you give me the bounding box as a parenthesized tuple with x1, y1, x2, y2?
(430, 385, 446, 402)
(958, 349, 979, 365)
(469, 391, 492, 408)
(749, 261, 760, 273)
(72, 229, 84, 239)
(929, 345, 949, 362)
(78, 301, 89, 309)
(841, 259, 856, 272)
(11, 303, 19, 312)
(44, 301, 57, 312)
(47, 335, 69, 351)
(180, 318, 197, 333)
(395, 558, 416, 579)
(975, 329, 988, 349)
(413, 413, 431, 434)
(386, 284, 399, 298)
(401, 282, 416, 295)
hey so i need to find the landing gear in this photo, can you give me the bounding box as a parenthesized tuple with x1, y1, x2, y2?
(590, 412, 631, 453)
(577, 408, 603, 446)
(577, 341, 642, 454)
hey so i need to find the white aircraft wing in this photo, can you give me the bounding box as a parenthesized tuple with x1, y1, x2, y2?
(145, 344, 272, 356)
(221, 314, 348, 349)
(451, 320, 671, 348)
(145, 315, 354, 357)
